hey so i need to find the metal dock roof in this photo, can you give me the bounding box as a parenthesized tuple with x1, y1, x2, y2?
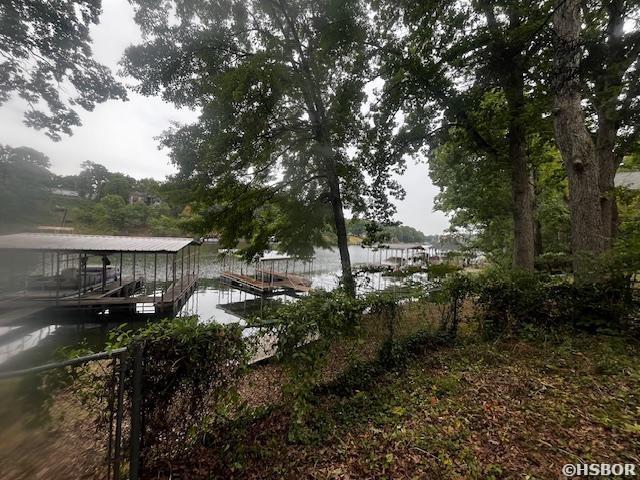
(615, 171, 640, 190)
(0, 233, 200, 253)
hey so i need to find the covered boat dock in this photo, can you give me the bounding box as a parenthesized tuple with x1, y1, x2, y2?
(0, 233, 201, 324)
(219, 252, 313, 296)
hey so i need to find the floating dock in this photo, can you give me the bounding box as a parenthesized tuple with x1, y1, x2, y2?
(218, 251, 313, 297)
(219, 270, 311, 296)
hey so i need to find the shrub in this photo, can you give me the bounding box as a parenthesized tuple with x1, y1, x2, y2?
(535, 252, 573, 273)
(107, 317, 249, 468)
(427, 262, 461, 277)
(469, 266, 637, 336)
(250, 289, 365, 442)
(470, 268, 549, 335)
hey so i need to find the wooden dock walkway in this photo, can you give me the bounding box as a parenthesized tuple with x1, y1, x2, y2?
(0, 275, 199, 325)
(257, 269, 311, 293)
(55, 274, 198, 314)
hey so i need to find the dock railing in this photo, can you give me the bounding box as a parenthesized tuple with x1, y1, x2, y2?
(0, 345, 144, 480)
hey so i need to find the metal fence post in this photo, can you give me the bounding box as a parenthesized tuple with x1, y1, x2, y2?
(113, 353, 126, 478)
(129, 344, 144, 480)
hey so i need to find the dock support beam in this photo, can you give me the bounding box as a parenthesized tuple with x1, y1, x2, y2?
(55, 251, 60, 306)
(77, 253, 82, 303)
(163, 254, 168, 302)
(153, 253, 157, 304)
(180, 248, 184, 299)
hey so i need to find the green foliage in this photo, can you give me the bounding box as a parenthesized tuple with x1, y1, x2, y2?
(429, 103, 513, 257)
(535, 150, 571, 254)
(427, 263, 461, 278)
(0, 1, 126, 140)
(347, 218, 427, 244)
(108, 317, 249, 465)
(71, 194, 188, 236)
(73, 194, 144, 234)
(0, 145, 52, 230)
(249, 286, 463, 440)
(122, 0, 403, 289)
(616, 185, 640, 262)
(250, 289, 365, 441)
(76, 161, 111, 199)
(620, 152, 640, 171)
(370, 0, 558, 260)
(100, 172, 136, 201)
(535, 252, 573, 273)
(463, 266, 638, 336)
(0, 149, 193, 235)
(472, 268, 550, 335)
(148, 214, 185, 237)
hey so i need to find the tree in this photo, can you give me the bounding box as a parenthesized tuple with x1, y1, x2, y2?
(102, 173, 136, 201)
(429, 91, 515, 259)
(385, 224, 427, 243)
(0, 145, 52, 229)
(552, 0, 640, 272)
(53, 173, 81, 191)
(0, 1, 127, 140)
(552, 0, 608, 270)
(372, 0, 554, 271)
(122, 0, 402, 296)
(135, 178, 162, 198)
(77, 161, 109, 199)
(74, 194, 150, 234)
(582, 0, 640, 246)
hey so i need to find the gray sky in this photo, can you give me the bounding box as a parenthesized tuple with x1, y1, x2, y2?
(0, 0, 449, 235)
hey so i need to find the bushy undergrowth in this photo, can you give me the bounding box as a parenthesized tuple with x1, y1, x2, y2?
(461, 266, 638, 336)
(107, 317, 249, 468)
(249, 290, 366, 441)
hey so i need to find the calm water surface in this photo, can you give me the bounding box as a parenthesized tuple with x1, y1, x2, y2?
(0, 245, 422, 369)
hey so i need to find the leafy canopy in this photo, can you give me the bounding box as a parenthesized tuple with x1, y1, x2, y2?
(122, 0, 403, 259)
(0, 1, 127, 140)
(0, 145, 52, 229)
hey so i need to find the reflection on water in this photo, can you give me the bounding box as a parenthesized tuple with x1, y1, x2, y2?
(0, 245, 424, 369)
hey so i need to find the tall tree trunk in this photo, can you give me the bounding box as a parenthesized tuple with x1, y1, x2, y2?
(532, 167, 544, 256)
(534, 217, 543, 257)
(276, 1, 355, 296)
(594, 0, 625, 248)
(481, 3, 536, 271)
(326, 164, 356, 296)
(596, 116, 621, 247)
(553, 0, 605, 274)
(509, 135, 536, 270)
(505, 77, 536, 271)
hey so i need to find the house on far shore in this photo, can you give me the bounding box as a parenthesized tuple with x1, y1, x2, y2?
(50, 187, 80, 198)
(615, 171, 640, 190)
(128, 191, 161, 206)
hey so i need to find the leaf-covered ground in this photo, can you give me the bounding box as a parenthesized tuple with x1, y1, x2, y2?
(192, 333, 640, 479)
(3, 326, 639, 479)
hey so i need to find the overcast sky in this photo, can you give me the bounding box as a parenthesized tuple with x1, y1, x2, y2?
(0, 0, 450, 235)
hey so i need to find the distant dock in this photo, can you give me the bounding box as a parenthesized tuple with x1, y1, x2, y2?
(219, 252, 312, 297)
(220, 270, 310, 296)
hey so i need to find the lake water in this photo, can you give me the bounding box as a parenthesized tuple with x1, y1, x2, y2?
(0, 245, 423, 370)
